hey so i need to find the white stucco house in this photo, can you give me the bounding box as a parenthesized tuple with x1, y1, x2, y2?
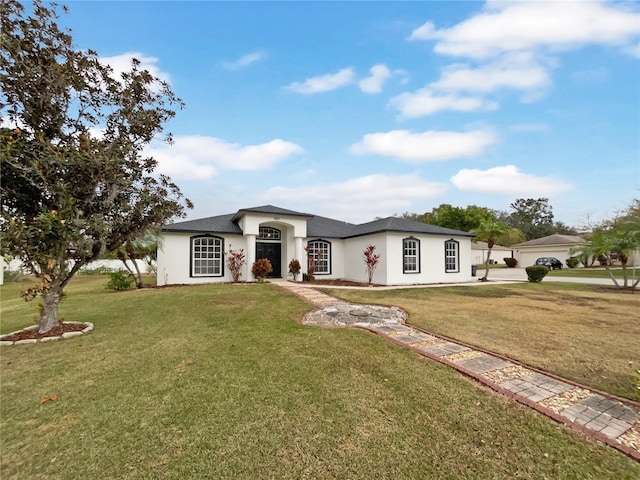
(157, 205, 474, 286)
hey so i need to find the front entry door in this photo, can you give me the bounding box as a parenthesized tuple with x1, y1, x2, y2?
(256, 242, 281, 278)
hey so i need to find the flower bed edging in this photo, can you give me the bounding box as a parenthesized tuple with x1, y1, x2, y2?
(0, 322, 94, 346)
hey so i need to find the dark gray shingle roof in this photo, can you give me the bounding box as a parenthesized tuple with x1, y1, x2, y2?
(162, 213, 242, 234)
(307, 215, 356, 238)
(163, 206, 472, 238)
(346, 217, 473, 238)
(231, 205, 314, 222)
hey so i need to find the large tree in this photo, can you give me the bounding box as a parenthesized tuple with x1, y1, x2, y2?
(410, 204, 496, 232)
(1, 1, 192, 333)
(503, 198, 555, 240)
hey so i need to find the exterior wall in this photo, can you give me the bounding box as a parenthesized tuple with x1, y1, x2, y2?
(343, 234, 388, 284)
(385, 234, 473, 285)
(515, 246, 575, 268)
(157, 232, 246, 285)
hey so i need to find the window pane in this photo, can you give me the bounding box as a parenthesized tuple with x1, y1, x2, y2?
(192, 237, 223, 276)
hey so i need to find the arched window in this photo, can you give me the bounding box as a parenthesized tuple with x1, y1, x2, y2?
(307, 239, 331, 275)
(444, 239, 459, 273)
(191, 235, 223, 277)
(258, 226, 281, 240)
(403, 237, 420, 273)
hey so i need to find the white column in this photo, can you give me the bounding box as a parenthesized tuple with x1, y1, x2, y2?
(246, 234, 256, 281)
(295, 237, 304, 281)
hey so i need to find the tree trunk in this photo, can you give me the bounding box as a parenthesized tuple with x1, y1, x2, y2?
(38, 286, 62, 334)
(482, 248, 492, 281)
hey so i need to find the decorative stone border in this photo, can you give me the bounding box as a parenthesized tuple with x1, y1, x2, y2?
(0, 322, 94, 346)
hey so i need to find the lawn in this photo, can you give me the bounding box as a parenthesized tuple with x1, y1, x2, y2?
(548, 267, 638, 280)
(321, 282, 640, 401)
(1, 277, 639, 479)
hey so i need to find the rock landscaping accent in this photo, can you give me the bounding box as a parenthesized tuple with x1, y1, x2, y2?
(0, 322, 94, 346)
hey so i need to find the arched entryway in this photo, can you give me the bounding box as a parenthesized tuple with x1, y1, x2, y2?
(256, 226, 282, 278)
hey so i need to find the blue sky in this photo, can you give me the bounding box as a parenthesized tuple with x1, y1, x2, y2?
(59, 0, 639, 226)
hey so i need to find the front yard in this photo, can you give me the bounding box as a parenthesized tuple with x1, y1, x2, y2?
(1, 277, 638, 478)
(323, 282, 640, 401)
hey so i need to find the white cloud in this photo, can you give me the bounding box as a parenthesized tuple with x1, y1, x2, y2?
(222, 51, 267, 70)
(389, 88, 499, 117)
(350, 129, 497, 162)
(286, 67, 355, 94)
(148, 135, 303, 180)
(409, 1, 640, 59)
(358, 64, 392, 94)
(450, 165, 572, 195)
(100, 52, 170, 83)
(430, 52, 551, 95)
(266, 173, 448, 223)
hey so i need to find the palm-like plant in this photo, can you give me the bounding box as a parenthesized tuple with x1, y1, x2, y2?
(471, 220, 510, 281)
(572, 224, 640, 289)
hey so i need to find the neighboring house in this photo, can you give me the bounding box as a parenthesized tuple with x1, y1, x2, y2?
(512, 234, 588, 268)
(157, 205, 474, 286)
(471, 241, 513, 265)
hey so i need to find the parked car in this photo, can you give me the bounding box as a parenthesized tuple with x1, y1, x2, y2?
(534, 257, 563, 270)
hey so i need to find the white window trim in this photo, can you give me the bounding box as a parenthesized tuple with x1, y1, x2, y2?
(191, 235, 224, 277)
(403, 237, 420, 274)
(445, 239, 459, 273)
(307, 239, 331, 275)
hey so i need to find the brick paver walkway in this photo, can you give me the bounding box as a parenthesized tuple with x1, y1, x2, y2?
(275, 280, 640, 461)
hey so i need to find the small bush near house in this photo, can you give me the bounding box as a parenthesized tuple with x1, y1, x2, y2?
(106, 271, 135, 291)
(503, 257, 518, 268)
(566, 257, 580, 269)
(525, 265, 549, 283)
(302, 273, 312, 282)
(225, 247, 246, 283)
(251, 258, 272, 282)
(288, 259, 301, 281)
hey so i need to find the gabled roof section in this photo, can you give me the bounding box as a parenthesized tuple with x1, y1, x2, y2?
(162, 214, 242, 234)
(512, 234, 587, 248)
(346, 217, 473, 238)
(231, 205, 314, 222)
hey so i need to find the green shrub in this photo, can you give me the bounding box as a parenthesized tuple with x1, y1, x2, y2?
(566, 257, 579, 269)
(2, 270, 26, 282)
(106, 271, 135, 290)
(80, 265, 113, 275)
(525, 265, 549, 283)
(503, 257, 518, 268)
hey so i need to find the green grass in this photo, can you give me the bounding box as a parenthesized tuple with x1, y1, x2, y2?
(1, 276, 639, 479)
(321, 283, 640, 401)
(548, 267, 638, 279)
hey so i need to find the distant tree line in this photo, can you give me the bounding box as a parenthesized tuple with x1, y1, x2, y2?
(399, 197, 578, 246)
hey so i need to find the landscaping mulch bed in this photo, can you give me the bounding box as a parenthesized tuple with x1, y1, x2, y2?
(1, 322, 87, 342)
(300, 279, 380, 287)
